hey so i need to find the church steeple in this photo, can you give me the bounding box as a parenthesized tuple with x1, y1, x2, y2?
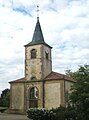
(25, 5, 45, 46)
(24, 7, 52, 80)
(25, 16, 52, 48)
(30, 18, 45, 44)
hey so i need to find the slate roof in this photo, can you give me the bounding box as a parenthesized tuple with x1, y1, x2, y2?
(24, 18, 52, 48)
(9, 71, 74, 83)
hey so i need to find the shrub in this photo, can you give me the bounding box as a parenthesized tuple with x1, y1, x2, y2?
(27, 108, 55, 120)
(51, 106, 66, 113)
(27, 106, 76, 120)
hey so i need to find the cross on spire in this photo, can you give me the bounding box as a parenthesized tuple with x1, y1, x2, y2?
(37, 5, 39, 21)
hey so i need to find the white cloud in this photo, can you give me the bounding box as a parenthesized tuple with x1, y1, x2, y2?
(0, 0, 89, 93)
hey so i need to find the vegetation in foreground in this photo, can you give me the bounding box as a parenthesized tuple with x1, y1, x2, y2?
(0, 88, 10, 107)
(69, 65, 89, 120)
(0, 88, 10, 113)
(27, 106, 76, 120)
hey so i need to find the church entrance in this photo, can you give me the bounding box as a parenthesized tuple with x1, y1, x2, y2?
(29, 99, 38, 108)
(29, 87, 38, 108)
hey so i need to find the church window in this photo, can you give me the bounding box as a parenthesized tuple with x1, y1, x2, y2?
(31, 49, 36, 59)
(45, 52, 49, 59)
(30, 87, 38, 99)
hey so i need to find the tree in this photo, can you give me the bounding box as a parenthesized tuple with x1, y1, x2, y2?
(69, 65, 89, 120)
(0, 88, 10, 107)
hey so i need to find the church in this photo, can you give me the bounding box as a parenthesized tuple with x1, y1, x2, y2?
(9, 16, 74, 114)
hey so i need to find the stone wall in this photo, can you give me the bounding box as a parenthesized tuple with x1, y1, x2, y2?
(10, 83, 25, 113)
(25, 44, 52, 81)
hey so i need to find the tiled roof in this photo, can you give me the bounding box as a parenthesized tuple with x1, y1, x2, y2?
(9, 77, 25, 83)
(9, 72, 75, 83)
(44, 71, 75, 82)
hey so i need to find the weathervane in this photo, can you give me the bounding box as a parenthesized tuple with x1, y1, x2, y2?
(37, 5, 39, 20)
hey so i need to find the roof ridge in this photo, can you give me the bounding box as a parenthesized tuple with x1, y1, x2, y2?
(44, 71, 74, 82)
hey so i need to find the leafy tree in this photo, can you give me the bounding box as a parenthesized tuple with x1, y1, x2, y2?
(69, 65, 89, 120)
(0, 88, 10, 107)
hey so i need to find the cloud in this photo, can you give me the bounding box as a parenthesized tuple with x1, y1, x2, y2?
(0, 0, 89, 93)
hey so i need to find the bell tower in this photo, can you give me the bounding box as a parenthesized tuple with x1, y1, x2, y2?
(24, 17, 52, 81)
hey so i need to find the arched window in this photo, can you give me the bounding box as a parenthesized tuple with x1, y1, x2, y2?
(45, 52, 49, 59)
(30, 87, 38, 100)
(31, 49, 36, 59)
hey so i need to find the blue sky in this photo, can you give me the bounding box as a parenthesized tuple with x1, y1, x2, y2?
(0, 0, 89, 94)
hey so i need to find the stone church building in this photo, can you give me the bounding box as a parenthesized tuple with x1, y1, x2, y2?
(9, 17, 74, 114)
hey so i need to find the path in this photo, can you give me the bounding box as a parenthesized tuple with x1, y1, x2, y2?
(0, 113, 30, 120)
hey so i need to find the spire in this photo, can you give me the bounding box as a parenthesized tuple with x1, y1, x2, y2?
(25, 5, 45, 46)
(25, 16, 45, 46)
(25, 6, 52, 48)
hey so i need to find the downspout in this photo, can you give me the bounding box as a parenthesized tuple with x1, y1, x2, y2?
(64, 80, 66, 107)
(41, 45, 45, 108)
(42, 80, 45, 108)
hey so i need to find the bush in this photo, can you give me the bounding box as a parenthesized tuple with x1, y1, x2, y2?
(27, 108, 55, 120)
(27, 106, 76, 120)
(51, 106, 66, 113)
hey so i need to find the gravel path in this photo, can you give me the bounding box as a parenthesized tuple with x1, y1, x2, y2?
(0, 113, 30, 120)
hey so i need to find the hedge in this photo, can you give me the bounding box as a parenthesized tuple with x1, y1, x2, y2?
(27, 106, 77, 120)
(27, 108, 55, 120)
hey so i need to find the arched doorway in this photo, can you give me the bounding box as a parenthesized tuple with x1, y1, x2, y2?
(29, 87, 38, 108)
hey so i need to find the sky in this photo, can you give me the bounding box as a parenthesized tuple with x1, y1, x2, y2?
(0, 0, 89, 94)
